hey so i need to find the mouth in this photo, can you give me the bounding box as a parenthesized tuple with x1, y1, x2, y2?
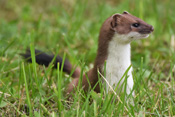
(141, 34, 150, 38)
(139, 30, 152, 34)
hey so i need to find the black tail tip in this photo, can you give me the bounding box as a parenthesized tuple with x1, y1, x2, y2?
(20, 48, 32, 62)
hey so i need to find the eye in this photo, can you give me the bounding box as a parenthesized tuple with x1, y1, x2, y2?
(132, 23, 140, 27)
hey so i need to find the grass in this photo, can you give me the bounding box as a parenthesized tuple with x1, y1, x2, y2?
(0, 0, 175, 116)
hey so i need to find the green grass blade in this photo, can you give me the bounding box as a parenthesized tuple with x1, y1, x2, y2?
(22, 62, 32, 116)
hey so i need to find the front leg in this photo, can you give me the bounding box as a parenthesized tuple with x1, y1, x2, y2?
(126, 75, 134, 96)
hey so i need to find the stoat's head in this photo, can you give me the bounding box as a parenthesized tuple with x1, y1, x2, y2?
(100, 11, 154, 44)
(111, 11, 154, 43)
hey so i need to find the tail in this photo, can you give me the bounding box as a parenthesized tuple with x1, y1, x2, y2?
(21, 49, 80, 78)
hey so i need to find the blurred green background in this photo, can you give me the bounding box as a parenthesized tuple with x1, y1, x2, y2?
(0, 0, 174, 69)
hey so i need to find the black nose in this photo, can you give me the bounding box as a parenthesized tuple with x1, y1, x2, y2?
(150, 26, 154, 32)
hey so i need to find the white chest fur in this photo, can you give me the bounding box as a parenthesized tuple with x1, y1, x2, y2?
(105, 38, 134, 95)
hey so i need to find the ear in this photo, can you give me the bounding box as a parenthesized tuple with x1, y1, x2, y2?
(123, 11, 129, 14)
(111, 14, 121, 28)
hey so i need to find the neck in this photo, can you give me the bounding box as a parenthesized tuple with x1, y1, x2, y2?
(107, 39, 131, 67)
(94, 33, 131, 71)
(107, 39, 132, 93)
(93, 34, 133, 93)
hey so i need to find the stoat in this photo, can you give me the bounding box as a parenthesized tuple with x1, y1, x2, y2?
(22, 11, 154, 98)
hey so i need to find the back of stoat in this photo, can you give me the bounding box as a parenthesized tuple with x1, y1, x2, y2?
(22, 11, 154, 97)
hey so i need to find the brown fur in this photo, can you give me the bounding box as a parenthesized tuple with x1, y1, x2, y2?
(66, 11, 154, 97)
(22, 11, 153, 99)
